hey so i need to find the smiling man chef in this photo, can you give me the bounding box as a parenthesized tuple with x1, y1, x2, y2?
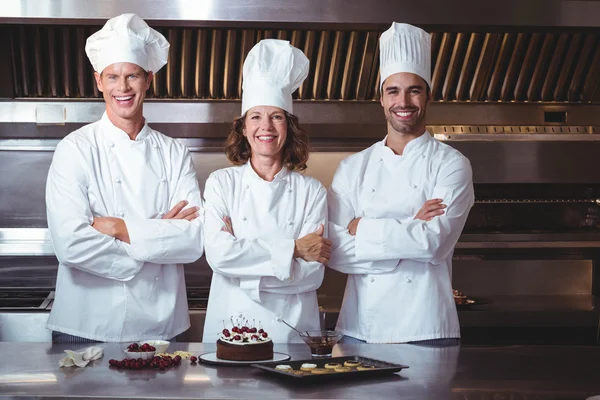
(327, 22, 474, 345)
(45, 14, 204, 343)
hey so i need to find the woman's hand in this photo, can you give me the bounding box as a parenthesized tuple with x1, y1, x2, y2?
(293, 224, 332, 265)
(221, 216, 234, 236)
(347, 217, 361, 235)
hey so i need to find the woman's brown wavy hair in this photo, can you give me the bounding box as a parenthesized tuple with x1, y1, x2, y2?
(224, 110, 309, 172)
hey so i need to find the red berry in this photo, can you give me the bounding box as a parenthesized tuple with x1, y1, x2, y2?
(222, 329, 231, 337)
(241, 326, 249, 333)
(231, 326, 240, 333)
(251, 334, 259, 340)
(190, 356, 198, 363)
(258, 329, 264, 334)
(233, 335, 242, 340)
(261, 332, 268, 338)
(249, 327, 257, 333)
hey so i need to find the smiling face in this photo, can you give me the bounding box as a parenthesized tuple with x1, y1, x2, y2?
(243, 106, 288, 161)
(94, 62, 153, 126)
(380, 72, 430, 136)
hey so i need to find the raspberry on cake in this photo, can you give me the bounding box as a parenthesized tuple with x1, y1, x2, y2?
(216, 319, 274, 361)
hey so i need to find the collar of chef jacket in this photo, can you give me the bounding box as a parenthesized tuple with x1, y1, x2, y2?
(241, 161, 291, 187)
(100, 112, 151, 143)
(377, 130, 432, 166)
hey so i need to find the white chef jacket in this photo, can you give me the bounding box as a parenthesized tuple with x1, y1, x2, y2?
(202, 162, 326, 343)
(328, 132, 474, 343)
(46, 113, 204, 342)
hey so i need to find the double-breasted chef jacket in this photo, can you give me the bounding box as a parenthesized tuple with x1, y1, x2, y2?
(46, 113, 204, 342)
(327, 132, 474, 343)
(202, 163, 327, 343)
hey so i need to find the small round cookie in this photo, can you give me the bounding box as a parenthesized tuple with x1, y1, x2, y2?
(343, 360, 361, 367)
(300, 363, 317, 371)
(324, 362, 342, 369)
(334, 367, 352, 372)
(310, 368, 332, 374)
(357, 365, 376, 371)
(287, 370, 308, 375)
(275, 365, 292, 370)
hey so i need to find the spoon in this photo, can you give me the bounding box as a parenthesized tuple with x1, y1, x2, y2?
(275, 316, 313, 339)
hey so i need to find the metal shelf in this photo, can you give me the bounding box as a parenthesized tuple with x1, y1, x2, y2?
(458, 295, 600, 328)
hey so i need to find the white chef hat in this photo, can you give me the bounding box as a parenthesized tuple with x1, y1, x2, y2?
(241, 39, 309, 115)
(379, 22, 431, 90)
(85, 13, 169, 74)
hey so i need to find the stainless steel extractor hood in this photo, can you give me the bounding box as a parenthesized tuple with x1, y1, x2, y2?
(1, 0, 600, 148)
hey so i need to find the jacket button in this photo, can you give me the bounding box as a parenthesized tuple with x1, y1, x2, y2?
(412, 184, 417, 189)
(160, 178, 166, 183)
(241, 217, 247, 221)
(369, 277, 374, 283)
(405, 277, 412, 283)
(115, 178, 121, 184)
(371, 188, 375, 193)
(118, 212, 125, 217)
(109, 143, 115, 148)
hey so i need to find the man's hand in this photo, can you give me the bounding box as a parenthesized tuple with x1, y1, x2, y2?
(162, 200, 199, 221)
(414, 198, 446, 222)
(347, 217, 361, 236)
(92, 217, 130, 244)
(221, 216, 234, 235)
(293, 224, 332, 265)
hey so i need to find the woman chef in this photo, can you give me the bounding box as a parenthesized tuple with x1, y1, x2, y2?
(202, 39, 331, 343)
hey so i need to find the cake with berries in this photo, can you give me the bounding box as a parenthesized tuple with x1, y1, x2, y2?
(216, 323, 273, 361)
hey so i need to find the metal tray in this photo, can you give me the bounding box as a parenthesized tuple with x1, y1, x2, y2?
(455, 296, 492, 310)
(252, 355, 408, 381)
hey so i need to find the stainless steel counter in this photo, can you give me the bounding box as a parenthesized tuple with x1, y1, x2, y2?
(0, 342, 599, 399)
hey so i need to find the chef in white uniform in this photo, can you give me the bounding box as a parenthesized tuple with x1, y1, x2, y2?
(202, 39, 330, 343)
(327, 23, 474, 344)
(46, 14, 204, 343)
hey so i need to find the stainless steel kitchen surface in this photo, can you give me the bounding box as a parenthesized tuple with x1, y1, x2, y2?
(2, 342, 600, 399)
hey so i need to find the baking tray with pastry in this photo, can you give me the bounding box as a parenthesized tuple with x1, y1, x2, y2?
(251, 355, 408, 381)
